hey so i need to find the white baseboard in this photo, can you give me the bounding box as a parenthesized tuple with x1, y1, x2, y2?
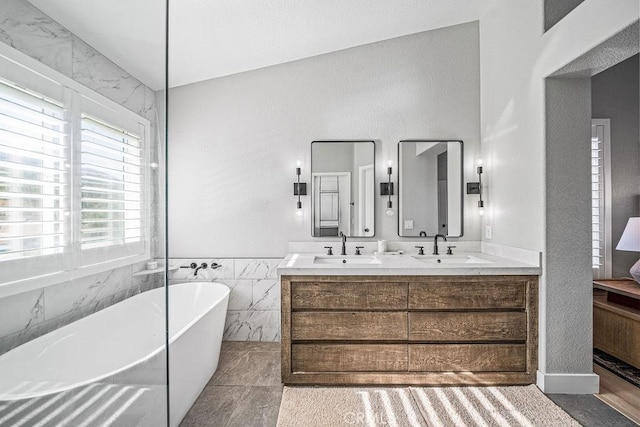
(537, 371, 599, 394)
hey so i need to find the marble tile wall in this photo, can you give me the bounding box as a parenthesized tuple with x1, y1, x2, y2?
(0, 0, 157, 122)
(169, 258, 282, 342)
(0, 264, 163, 356)
(0, 0, 164, 354)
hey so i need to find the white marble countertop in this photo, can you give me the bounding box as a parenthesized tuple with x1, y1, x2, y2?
(277, 251, 541, 276)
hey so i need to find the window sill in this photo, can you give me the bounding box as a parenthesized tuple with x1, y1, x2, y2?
(132, 265, 178, 277)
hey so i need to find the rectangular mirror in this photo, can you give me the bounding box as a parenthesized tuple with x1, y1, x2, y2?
(398, 140, 463, 237)
(311, 141, 375, 237)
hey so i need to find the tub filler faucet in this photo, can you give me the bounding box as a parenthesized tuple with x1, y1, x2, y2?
(180, 262, 212, 276)
(339, 231, 347, 256)
(194, 263, 208, 275)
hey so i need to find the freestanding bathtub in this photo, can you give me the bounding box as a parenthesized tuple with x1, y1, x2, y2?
(0, 281, 229, 426)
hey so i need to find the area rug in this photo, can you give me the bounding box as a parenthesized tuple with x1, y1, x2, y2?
(594, 349, 640, 388)
(276, 385, 580, 426)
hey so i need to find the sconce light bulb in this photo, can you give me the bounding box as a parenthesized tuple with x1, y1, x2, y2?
(478, 208, 485, 216)
(387, 159, 393, 167)
(477, 159, 483, 166)
(385, 208, 395, 217)
(296, 208, 303, 217)
(149, 162, 159, 169)
(296, 159, 302, 167)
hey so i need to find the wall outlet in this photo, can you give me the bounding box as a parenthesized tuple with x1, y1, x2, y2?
(404, 220, 414, 230)
(485, 225, 492, 239)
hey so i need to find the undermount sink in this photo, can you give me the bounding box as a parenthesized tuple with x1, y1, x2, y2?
(412, 255, 492, 265)
(313, 255, 382, 265)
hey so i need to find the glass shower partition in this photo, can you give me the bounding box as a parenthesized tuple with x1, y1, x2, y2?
(0, 0, 169, 425)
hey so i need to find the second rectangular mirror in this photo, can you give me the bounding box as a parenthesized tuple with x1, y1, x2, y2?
(311, 141, 375, 237)
(398, 140, 463, 237)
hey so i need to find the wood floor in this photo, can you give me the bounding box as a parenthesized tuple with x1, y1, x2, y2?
(594, 363, 640, 425)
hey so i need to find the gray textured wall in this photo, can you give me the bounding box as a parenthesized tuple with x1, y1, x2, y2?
(545, 78, 594, 373)
(592, 54, 640, 277)
(544, 0, 585, 31)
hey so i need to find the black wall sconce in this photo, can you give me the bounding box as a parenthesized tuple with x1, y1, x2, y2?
(294, 162, 307, 216)
(380, 160, 395, 217)
(466, 160, 484, 215)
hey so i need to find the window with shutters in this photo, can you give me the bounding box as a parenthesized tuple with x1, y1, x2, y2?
(0, 47, 150, 289)
(80, 115, 142, 250)
(0, 78, 67, 262)
(591, 119, 611, 279)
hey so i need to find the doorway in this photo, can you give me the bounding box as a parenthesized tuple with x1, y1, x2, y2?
(545, 33, 639, 424)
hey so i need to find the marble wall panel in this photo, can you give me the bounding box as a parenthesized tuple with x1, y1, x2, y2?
(223, 310, 280, 342)
(224, 280, 254, 311)
(234, 259, 280, 280)
(0, 0, 72, 76)
(169, 259, 235, 281)
(71, 36, 147, 115)
(0, 289, 44, 338)
(0, 262, 167, 356)
(251, 279, 280, 311)
(44, 266, 134, 320)
(168, 258, 283, 342)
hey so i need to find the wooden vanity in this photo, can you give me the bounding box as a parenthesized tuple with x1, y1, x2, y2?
(281, 274, 538, 385)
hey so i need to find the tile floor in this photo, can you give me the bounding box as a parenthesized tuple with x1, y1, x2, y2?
(180, 342, 282, 426)
(181, 342, 638, 427)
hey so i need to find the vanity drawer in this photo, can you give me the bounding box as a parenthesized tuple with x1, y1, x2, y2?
(409, 280, 526, 310)
(408, 344, 526, 372)
(292, 344, 407, 372)
(292, 312, 408, 341)
(409, 312, 526, 341)
(291, 282, 407, 310)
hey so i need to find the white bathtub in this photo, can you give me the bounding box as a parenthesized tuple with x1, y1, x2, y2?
(0, 281, 229, 426)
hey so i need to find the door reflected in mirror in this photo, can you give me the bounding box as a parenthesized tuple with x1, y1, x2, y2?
(311, 141, 375, 237)
(398, 140, 463, 237)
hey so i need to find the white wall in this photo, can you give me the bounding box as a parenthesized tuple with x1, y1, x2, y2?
(168, 21, 480, 258)
(480, 0, 639, 392)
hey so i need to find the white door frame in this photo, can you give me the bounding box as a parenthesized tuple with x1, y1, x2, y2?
(312, 172, 351, 236)
(358, 164, 374, 237)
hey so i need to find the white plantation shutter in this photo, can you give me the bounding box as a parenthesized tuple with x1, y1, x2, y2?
(0, 47, 150, 289)
(0, 78, 68, 262)
(80, 115, 143, 250)
(591, 119, 611, 279)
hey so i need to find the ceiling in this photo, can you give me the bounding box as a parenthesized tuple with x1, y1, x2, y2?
(27, 0, 493, 90)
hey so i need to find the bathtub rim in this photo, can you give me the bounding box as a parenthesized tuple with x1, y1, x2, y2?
(0, 281, 229, 402)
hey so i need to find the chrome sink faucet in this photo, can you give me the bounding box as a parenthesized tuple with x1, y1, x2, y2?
(433, 234, 447, 255)
(339, 231, 347, 256)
